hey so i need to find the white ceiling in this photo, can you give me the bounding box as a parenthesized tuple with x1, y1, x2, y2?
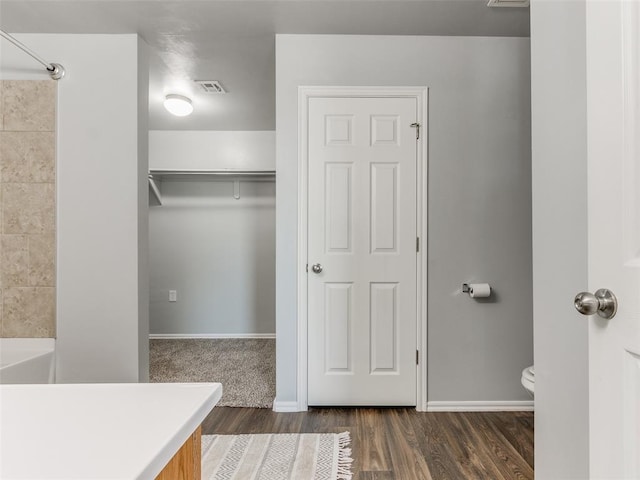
(0, 1, 530, 131)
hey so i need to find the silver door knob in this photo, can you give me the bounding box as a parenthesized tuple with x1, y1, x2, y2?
(574, 289, 617, 319)
(311, 263, 323, 274)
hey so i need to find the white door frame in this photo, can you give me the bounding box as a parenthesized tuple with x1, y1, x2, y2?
(296, 86, 429, 411)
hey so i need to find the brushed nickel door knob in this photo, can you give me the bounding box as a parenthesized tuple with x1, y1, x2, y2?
(574, 289, 617, 319)
(311, 263, 323, 274)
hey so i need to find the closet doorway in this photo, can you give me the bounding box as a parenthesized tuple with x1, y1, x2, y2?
(147, 170, 276, 408)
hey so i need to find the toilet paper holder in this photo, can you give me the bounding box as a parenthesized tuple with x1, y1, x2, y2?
(462, 283, 492, 297)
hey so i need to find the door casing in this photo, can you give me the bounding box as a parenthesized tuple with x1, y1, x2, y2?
(296, 86, 429, 411)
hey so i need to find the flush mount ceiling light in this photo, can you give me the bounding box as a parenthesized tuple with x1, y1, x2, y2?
(164, 94, 193, 116)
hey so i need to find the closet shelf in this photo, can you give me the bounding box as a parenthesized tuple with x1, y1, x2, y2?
(149, 169, 275, 182)
(148, 169, 275, 203)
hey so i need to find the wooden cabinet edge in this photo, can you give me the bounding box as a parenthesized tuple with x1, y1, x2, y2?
(155, 426, 202, 480)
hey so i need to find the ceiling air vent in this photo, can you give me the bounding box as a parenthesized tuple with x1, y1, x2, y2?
(194, 80, 226, 94)
(487, 0, 529, 7)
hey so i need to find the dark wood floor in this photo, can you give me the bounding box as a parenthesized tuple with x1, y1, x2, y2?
(202, 407, 534, 480)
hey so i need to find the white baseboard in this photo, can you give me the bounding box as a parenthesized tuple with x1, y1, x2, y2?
(271, 400, 533, 412)
(272, 400, 306, 413)
(149, 333, 276, 339)
(427, 400, 534, 412)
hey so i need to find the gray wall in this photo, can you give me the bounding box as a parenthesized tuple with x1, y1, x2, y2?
(149, 131, 275, 171)
(275, 35, 532, 405)
(530, 1, 589, 477)
(149, 180, 275, 335)
(137, 37, 150, 381)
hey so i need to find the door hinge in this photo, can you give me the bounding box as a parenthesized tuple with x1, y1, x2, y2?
(416, 237, 420, 253)
(410, 122, 421, 140)
(416, 350, 419, 365)
(306, 264, 308, 273)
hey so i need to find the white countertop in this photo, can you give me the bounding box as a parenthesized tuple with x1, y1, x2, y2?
(0, 382, 222, 480)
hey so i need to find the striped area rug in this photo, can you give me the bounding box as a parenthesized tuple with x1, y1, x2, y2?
(201, 432, 353, 480)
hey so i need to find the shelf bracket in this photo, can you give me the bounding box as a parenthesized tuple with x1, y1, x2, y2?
(148, 175, 163, 206)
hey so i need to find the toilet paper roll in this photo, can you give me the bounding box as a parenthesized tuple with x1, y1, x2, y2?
(468, 283, 491, 298)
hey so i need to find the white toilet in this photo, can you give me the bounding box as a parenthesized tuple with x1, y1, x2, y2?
(521, 366, 535, 397)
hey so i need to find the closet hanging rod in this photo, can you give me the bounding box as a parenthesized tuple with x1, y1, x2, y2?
(149, 169, 275, 176)
(0, 29, 65, 80)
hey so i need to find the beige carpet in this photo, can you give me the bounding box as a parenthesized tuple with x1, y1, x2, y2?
(201, 433, 353, 480)
(149, 338, 275, 408)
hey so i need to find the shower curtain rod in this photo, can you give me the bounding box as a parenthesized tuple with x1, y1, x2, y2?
(0, 29, 65, 80)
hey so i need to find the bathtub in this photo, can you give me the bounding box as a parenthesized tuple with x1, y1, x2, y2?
(0, 338, 55, 384)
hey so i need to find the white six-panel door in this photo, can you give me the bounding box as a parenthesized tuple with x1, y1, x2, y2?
(307, 97, 418, 406)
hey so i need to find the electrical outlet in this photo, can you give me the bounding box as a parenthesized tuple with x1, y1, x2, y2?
(169, 290, 177, 302)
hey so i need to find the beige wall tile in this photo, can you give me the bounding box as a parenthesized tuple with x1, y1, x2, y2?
(3, 81, 56, 132)
(2, 287, 55, 337)
(0, 81, 4, 131)
(1, 235, 28, 288)
(0, 131, 55, 183)
(0, 181, 4, 234)
(0, 80, 57, 338)
(3, 183, 55, 234)
(29, 234, 55, 287)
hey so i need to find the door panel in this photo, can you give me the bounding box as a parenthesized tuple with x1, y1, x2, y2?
(325, 164, 352, 252)
(307, 96, 417, 406)
(324, 283, 352, 373)
(370, 282, 399, 373)
(371, 164, 398, 252)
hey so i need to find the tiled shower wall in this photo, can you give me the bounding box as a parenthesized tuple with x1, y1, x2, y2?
(0, 80, 56, 337)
